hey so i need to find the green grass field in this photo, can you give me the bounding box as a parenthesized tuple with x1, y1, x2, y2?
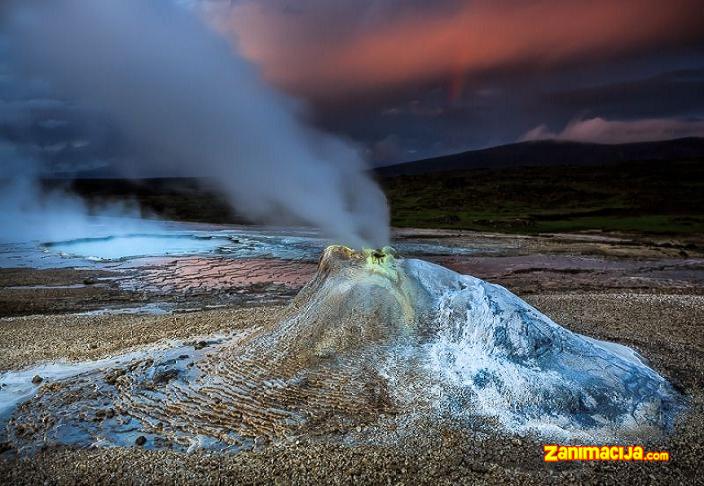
(380, 159, 704, 234)
(64, 158, 704, 236)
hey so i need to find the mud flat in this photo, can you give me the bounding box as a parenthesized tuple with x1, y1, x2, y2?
(0, 229, 703, 484)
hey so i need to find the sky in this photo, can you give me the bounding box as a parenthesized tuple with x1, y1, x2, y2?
(1, 0, 703, 175)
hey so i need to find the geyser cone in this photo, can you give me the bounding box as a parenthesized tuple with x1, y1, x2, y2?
(290, 246, 682, 436)
(276, 245, 427, 358)
(5, 247, 683, 452)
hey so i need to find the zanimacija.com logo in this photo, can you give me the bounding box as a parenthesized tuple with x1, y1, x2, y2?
(544, 445, 669, 462)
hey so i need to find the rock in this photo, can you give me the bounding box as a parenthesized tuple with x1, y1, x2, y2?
(152, 368, 179, 385)
(31, 375, 43, 385)
(254, 436, 269, 447)
(467, 461, 491, 474)
(194, 341, 208, 350)
(104, 368, 126, 385)
(135, 436, 147, 446)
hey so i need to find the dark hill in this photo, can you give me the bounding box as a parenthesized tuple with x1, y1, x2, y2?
(376, 137, 704, 176)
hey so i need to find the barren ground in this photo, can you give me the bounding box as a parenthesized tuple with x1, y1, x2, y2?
(1, 229, 703, 485)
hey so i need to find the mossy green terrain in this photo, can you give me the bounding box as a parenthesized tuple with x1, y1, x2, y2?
(59, 158, 704, 236)
(381, 159, 704, 234)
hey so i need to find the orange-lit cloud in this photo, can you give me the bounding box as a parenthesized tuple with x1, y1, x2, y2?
(219, 0, 704, 99)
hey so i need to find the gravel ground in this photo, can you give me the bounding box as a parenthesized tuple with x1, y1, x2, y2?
(1, 290, 702, 485)
(0, 306, 282, 371)
(0, 267, 140, 317)
(1, 230, 703, 484)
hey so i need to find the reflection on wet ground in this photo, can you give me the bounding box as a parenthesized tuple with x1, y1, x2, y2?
(126, 257, 317, 293)
(1, 222, 482, 268)
(0, 222, 491, 315)
(44, 234, 233, 261)
(1, 220, 703, 316)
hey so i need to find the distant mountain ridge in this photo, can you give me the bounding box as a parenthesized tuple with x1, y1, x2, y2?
(375, 137, 704, 176)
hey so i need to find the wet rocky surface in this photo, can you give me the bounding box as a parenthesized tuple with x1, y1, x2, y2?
(1, 228, 703, 317)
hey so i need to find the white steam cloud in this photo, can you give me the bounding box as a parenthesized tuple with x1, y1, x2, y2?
(5, 0, 389, 248)
(0, 141, 148, 244)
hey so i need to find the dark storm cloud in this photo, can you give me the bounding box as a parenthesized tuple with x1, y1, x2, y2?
(310, 55, 704, 162)
(0, 91, 122, 177)
(544, 68, 704, 119)
(1, 0, 703, 170)
(207, 0, 703, 161)
(223, 0, 704, 98)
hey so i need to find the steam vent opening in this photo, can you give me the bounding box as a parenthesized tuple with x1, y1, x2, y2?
(3, 246, 684, 452)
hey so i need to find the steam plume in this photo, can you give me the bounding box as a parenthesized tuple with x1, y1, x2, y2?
(6, 0, 389, 248)
(0, 141, 148, 244)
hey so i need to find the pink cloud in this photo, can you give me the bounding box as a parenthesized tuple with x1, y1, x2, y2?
(520, 117, 704, 144)
(215, 0, 704, 99)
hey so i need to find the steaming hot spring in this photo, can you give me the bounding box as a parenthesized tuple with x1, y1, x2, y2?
(2, 246, 683, 451)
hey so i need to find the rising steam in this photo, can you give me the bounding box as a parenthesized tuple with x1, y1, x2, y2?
(5, 0, 389, 248)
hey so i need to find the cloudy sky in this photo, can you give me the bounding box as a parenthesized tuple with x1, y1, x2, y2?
(2, 0, 704, 174)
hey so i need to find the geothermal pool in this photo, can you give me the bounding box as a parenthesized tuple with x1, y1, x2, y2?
(1, 224, 317, 268)
(0, 218, 490, 315)
(0, 219, 478, 269)
(43, 234, 234, 261)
